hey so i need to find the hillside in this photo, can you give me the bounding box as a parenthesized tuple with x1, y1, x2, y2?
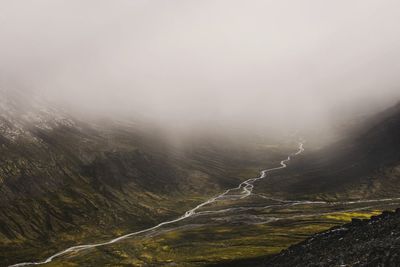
(266, 208, 400, 266)
(214, 208, 400, 267)
(209, 102, 400, 267)
(0, 90, 289, 266)
(255, 102, 400, 200)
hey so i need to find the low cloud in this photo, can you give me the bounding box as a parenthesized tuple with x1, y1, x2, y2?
(1, 0, 400, 137)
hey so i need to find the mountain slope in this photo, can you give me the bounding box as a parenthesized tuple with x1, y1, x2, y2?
(256, 101, 400, 200)
(0, 90, 289, 266)
(266, 208, 400, 267)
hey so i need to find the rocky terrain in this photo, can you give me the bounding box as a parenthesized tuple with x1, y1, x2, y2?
(265, 208, 400, 267)
(215, 208, 400, 267)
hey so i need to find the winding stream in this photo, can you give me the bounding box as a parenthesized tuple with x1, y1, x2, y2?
(10, 143, 305, 266)
(11, 142, 400, 266)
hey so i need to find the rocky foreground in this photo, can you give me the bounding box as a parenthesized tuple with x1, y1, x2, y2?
(265, 208, 400, 267)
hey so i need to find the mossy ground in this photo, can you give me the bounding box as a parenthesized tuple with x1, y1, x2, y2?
(42, 204, 391, 266)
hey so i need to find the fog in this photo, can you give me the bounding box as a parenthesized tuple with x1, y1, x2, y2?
(1, 0, 400, 137)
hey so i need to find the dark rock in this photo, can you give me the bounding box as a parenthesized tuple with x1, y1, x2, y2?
(351, 218, 364, 226)
(264, 209, 400, 267)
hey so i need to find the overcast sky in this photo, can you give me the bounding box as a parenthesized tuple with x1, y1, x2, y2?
(1, 0, 400, 134)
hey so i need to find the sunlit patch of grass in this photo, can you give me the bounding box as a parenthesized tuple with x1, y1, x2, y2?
(97, 222, 337, 265)
(323, 210, 382, 221)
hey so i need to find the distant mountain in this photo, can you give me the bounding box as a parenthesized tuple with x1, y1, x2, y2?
(0, 89, 75, 141)
(256, 101, 400, 200)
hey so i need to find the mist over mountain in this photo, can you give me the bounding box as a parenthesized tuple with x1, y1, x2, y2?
(2, 0, 400, 139)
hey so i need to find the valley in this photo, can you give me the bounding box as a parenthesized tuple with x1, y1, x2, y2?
(1, 94, 400, 267)
(10, 142, 305, 266)
(2, 2, 400, 266)
(0, 95, 297, 266)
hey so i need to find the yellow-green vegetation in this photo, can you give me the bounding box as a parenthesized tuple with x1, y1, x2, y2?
(324, 210, 382, 221)
(44, 208, 390, 266)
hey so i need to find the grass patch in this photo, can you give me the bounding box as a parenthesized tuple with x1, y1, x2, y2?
(324, 210, 382, 221)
